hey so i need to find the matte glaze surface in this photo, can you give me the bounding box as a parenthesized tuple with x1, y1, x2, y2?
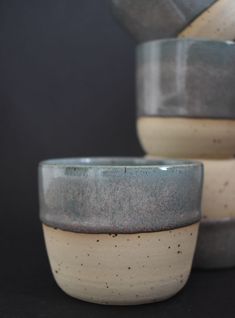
(43, 222, 199, 305)
(137, 39, 235, 119)
(137, 117, 235, 158)
(39, 158, 202, 233)
(178, 0, 235, 41)
(111, 0, 216, 42)
(194, 219, 235, 269)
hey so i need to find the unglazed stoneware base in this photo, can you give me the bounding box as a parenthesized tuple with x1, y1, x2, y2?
(194, 219, 235, 269)
(202, 158, 235, 220)
(43, 223, 199, 305)
(178, 0, 235, 41)
(137, 117, 235, 158)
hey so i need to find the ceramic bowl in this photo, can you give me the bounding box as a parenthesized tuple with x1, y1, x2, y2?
(194, 158, 235, 268)
(137, 39, 235, 158)
(39, 158, 203, 305)
(110, 0, 216, 42)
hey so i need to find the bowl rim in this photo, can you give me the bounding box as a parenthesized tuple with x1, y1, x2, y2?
(137, 38, 235, 50)
(39, 157, 202, 169)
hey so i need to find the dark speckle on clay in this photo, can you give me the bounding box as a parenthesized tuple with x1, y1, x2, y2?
(43, 217, 199, 305)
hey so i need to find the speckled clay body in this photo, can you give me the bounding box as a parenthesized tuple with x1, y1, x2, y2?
(43, 223, 199, 305)
(138, 118, 235, 158)
(201, 159, 235, 220)
(39, 158, 203, 305)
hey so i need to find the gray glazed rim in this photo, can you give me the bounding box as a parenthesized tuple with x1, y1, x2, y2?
(136, 38, 235, 54)
(39, 157, 201, 168)
(39, 157, 203, 234)
(137, 38, 235, 119)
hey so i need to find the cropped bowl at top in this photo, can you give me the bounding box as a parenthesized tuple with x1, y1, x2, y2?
(137, 39, 235, 158)
(39, 158, 203, 305)
(110, 0, 217, 42)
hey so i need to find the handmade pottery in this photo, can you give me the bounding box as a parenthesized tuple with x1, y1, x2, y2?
(39, 158, 203, 305)
(137, 39, 235, 158)
(110, 0, 216, 41)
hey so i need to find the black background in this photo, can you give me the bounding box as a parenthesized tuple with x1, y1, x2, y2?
(0, 1, 235, 317)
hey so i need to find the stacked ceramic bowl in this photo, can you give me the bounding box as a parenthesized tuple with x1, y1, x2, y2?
(39, 158, 203, 305)
(111, 0, 235, 269)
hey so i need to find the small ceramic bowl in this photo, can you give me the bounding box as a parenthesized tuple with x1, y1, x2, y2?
(137, 39, 235, 158)
(110, 0, 217, 42)
(194, 158, 235, 268)
(39, 158, 203, 305)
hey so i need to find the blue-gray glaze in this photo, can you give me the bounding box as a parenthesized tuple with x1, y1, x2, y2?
(110, 0, 217, 42)
(194, 218, 235, 269)
(39, 158, 203, 234)
(137, 39, 235, 119)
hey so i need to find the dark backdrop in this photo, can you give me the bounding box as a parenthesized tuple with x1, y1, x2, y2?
(1, 1, 235, 317)
(0, 0, 142, 236)
(0, 1, 142, 315)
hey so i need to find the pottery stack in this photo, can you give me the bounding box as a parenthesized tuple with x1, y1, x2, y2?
(111, 0, 235, 268)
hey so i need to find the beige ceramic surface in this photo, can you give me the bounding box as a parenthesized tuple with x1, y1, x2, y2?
(43, 223, 199, 305)
(137, 117, 235, 158)
(202, 158, 235, 221)
(178, 0, 235, 41)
